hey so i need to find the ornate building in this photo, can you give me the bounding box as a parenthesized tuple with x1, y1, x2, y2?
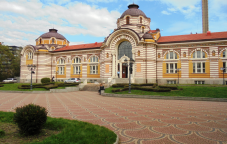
(20, 4, 227, 84)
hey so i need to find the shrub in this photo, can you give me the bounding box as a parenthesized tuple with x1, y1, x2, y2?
(41, 78, 50, 84)
(0, 84, 3, 87)
(153, 88, 171, 92)
(13, 104, 47, 135)
(112, 88, 122, 92)
(159, 85, 178, 90)
(0, 82, 14, 84)
(58, 83, 79, 87)
(44, 83, 58, 90)
(0, 129, 5, 138)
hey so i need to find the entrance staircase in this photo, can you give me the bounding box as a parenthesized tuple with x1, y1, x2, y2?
(113, 78, 129, 84)
(81, 84, 109, 92)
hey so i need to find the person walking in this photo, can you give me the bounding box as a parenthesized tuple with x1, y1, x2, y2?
(117, 70, 120, 78)
(52, 76, 55, 82)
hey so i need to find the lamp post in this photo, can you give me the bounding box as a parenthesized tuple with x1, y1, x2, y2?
(27, 64, 36, 90)
(78, 70, 81, 79)
(124, 58, 135, 93)
(220, 67, 227, 85)
(176, 68, 181, 84)
(54, 70, 58, 82)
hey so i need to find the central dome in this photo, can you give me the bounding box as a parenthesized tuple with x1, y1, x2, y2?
(120, 4, 147, 18)
(39, 29, 66, 40)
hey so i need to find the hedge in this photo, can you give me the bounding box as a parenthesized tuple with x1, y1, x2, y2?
(112, 83, 157, 88)
(159, 85, 178, 90)
(41, 78, 50, 84)
(44, 83, 58, 90)
(0, 82, 14, 84)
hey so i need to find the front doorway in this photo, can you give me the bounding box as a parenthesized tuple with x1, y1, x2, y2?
(122, 63, 128, 78)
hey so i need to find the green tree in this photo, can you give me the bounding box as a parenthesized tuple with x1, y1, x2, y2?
(0, 45, 21, 81)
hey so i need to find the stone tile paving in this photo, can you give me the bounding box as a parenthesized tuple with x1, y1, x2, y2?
(0, 91, 227, 144)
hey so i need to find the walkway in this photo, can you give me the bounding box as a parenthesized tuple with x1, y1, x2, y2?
(0, 91, 227, 144)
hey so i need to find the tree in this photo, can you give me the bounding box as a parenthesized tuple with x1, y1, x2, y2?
(0, 45, 22, 81)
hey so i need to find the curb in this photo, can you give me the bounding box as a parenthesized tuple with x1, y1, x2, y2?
(101, 92, 227, 102)
(113, 132, 119, 144)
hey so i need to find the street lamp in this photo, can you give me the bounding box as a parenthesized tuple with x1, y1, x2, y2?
(124, 58, 135, 93)
(175, 68, 181, 84)
(54, 70, 59, 82)
(220, 67, 227, 85)
(27, 64, 36, 90)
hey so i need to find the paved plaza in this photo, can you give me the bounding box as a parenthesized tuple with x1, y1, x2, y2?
(0, 91, 227, 144)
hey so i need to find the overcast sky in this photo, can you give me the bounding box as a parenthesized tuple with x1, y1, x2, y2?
(0, 0, 227, 46)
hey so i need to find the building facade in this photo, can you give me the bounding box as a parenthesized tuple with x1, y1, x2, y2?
(20, 4, 227, 84)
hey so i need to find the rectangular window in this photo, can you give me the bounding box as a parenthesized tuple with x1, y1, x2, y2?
(193, 52, 195, 58)
(166, 53, 169, 59)
(167, 80, 176, 84)
(58, 66, 65, 75)
(202, 52, 205, 58)
(223, 51, 226, 58)
(175, 53, 177, 59)
(193, 62, 205, 73)
(90, 65, 98, 74)
(166, 63, 177, 73)
(73, 66, 80, 74)
(195, 81, 205, 84)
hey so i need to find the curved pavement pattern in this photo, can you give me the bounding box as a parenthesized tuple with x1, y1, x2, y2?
(0, 91, 227, 144)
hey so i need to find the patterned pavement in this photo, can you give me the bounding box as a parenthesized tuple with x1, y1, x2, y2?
(0, 91, 227, 144)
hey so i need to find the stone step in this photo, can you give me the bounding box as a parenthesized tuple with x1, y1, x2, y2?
(114, 78, 129, 84)
(81, 84, 109, 91)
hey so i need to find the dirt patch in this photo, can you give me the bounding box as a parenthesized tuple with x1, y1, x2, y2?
(0, 122, 60, 144)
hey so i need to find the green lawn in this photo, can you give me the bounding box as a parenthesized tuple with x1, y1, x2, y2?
(0, 111, 116, 144)
(0, 83, 48, 91)
(105, 86, 227, 98)
(0, 83, 69, 91)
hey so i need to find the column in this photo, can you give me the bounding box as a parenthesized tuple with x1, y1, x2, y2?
(112, 50, 116, 78)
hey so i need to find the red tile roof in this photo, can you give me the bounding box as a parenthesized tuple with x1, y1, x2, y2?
(54, 42, 103, 52)
(158, 31, 227, 44)
(148, 30, 157, 33)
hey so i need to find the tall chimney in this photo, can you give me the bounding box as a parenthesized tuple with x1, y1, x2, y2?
(202, 0, 209, 33)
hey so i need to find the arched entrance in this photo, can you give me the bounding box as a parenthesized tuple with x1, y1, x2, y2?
(117, 41, 132, 78)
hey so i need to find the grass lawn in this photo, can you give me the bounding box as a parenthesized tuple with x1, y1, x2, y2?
(0, 83, 76, 91)
(105, 86, 227, 98)
(0, 111, 116, 144)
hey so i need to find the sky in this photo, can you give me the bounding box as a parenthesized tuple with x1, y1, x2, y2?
(0, 0, 227, 47)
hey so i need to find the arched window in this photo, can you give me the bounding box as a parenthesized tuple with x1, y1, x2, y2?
(90, 56, 98, 62)
(59, 58, 65, 64)
(28, 51, 33, 59)
(223, 49, 227, 58)
(40, 38, 42, 44)
(192, 50, 205, 58)
(212, 50, 215, 56)
(52, 38, 55, 44)
(138, 50, 140, 56)
(106, 53, 109, 58)
(140, 17, 142, 23)
(118, 41, 132, 60)
(126, 16, 130, 24)
(51, 47, 55, 51)
(73, 57, 81, 63)
(166, 51, 178, 59)
(142, 27, 144, 33)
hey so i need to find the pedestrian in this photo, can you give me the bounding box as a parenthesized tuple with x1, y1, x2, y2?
(117, 70, 120, 78)
(98, 83, 105, 95)
(52, 76, 55, 82)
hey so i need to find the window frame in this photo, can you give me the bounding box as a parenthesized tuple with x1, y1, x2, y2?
(126, 16, 130, 24)
(195, 81, 205, 84)
(166, 51, 178, 60)
(192, 50, 206, 59)
(223, 49, 227, 58)
(59, 58, 65, 64)
(167, 80, 176, 84)
(73, 57, 81, 64)
(90, 56, 98, 63)
(73, 65, 81, 74)
(193, 62, 206, 73)
(28, 52, 33, 59)
(223, 62, 226, 73)
(140, 17, 142, 23)
(166, 63, 178, 73)
(58, 66, 65, 75)
(90, 65, 98, 74)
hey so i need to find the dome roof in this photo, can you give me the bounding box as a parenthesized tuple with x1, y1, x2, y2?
(39, 29, 66, 40)
(143, 33, 153, 39)
(120, 4, 147, 18)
